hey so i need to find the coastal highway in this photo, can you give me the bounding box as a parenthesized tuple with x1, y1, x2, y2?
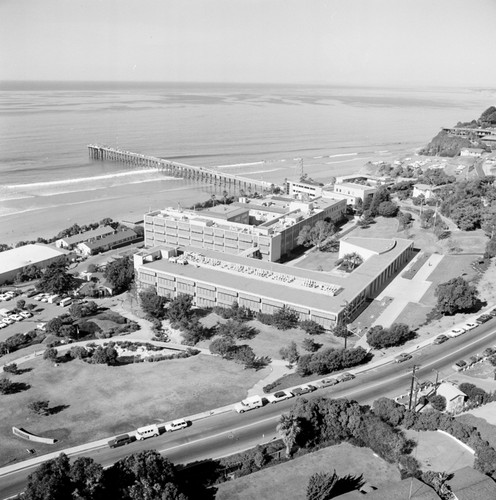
(1, 322, 496, 499)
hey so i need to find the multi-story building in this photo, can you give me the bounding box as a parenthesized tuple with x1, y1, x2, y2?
(144, 195, 346, 262)
(134, 236, 414, 329)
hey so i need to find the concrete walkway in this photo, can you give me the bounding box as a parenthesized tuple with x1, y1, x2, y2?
(355, 253, 444, 348)
(246, 360, 296, 397)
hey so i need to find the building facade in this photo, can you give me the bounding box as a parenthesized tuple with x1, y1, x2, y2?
(144, 196, 346, 262)
(134, 237, 414, 329)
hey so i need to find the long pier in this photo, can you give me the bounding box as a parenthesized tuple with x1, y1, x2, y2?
(88, 145, 275, 193)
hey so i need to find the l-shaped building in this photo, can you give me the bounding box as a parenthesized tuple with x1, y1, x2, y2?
(134, 236, 414, 329)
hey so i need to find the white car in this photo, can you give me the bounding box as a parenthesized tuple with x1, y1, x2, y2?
(2, 317, 14, 325)
(448, 328, 466, 338)
(462, 322, 477, 331)
(0, 322, 6, 329)
(266, 390, 294, 404)
(9, 314, 23, 322)
(19, 311, 32, 319)
(164, 419, 188, 432)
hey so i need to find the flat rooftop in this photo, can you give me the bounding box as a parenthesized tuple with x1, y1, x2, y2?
(0, 244, 68, 275)
(138, 237, 413, 314)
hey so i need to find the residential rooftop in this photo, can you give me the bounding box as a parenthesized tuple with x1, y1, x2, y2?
(82, 229, 137, 250)
(57, 226, 114, 245)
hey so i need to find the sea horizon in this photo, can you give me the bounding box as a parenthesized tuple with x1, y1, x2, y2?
(0, 82, 494, 244)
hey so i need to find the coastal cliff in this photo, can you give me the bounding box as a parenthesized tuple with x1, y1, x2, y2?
(419, 106, 495, 157)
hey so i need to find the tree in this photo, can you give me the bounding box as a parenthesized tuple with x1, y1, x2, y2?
(28, 400, 50, 416)
(209, 336, 235, 357)
(69, 303, 84, 319)
(306, 471, 339, 500)
(458, 383, 487, 404)
(69, 456, 106, 499)
(372, 397, 406, 426)
(297, 221, 337, 250)
(16, 299, 26, 310)
(167, 294, 194, 326)
(377, 201, 398, 218)
(435, 277, 479, 315)
(216, 319, 259, 340)
(139, 289, 168, 319)
(341, 252, 363, 271)
(333, 324, 353, 350)
(43, 347, 58, 362)
(429, 395, 447, 412)
(68, 345, 88, 360)
(90, 345, 118, 365)
(279, 341, 300, 363)
(59, 324, 78, 339)
(366, 323, 413, 349)
(3, 363, 18, 375)
(46, 317, 63, 335)
(23, 453, 72, 500)
(368, 186, 391, 216)
(277, 413, 301, 457)
(299, 320, 325, 335)
(37, 261, 77, 295)
(272, 306, 300, 330)
(302, 338, 320, 352)
(104, 257, 135, 293)
(0, 378, 14, 395)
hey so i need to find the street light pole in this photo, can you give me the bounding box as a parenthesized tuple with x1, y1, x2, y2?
(408, 365, 419, 411)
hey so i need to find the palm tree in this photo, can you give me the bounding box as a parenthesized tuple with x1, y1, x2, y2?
(222, 190, 228, 204)
(277, 414, 301, 458)
(210, 194, 216, 207)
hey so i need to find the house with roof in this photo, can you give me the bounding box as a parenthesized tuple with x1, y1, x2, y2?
(412, 183, 445, 200)
(55, 226, 115, 250)
(435, 382, 467, 413)
(77, 229, 138, 256)
(460, 148, 485, 158)
(447, 466, 496, 500)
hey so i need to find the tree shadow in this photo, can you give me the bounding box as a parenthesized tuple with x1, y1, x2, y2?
(48, 404, 70, 415)
(332, 473, 365, 496)
(16, 367, 33, 375)
(178, 459, 221, 500)
(5, 382, 31, 394)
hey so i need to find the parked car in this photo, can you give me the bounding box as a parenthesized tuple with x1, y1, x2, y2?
(9, 314, 23, 322)
(476, 314, 492, 324)
(337, 372, 355, 382)
(135, 424, 160, 440)
(433, 334, 449, 345)
(320, 377, 339, 387)
(394, 353, 412, 363)
(462, 322, 477, 330)
(19, 311, 32, 319)
(266, 390, 294, 404)
(453, 360, 467, 371)
(2, 317, 14, 325)
(108, 434, 134, 448)
(0, 322, 6, 329)
(292, 384, 317, 396)
(483, 347, 496, 357)
(448, 328, 466, 338)
(489, 308, 496, 317)
(164, 419, 188, 432)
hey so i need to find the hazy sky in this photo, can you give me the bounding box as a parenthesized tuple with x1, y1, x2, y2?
(1, 0, 495, 86)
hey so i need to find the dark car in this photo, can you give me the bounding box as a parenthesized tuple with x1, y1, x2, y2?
(490, 309, 496, 317)
(476, 314, 492, 324)
(108, 434, 134, 448)
(433, 335, 449, 345)
(292, 384, 317, 396)
(394, 353, 412, 363)
(453, 360, 467, 371)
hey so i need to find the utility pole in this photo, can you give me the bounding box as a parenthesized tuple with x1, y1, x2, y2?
(408, 365, 419, 411)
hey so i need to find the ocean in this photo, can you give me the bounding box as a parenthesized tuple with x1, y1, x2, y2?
(0, 81, 494, 244)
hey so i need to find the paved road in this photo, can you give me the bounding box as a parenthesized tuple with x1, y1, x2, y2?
(1, 321, 496, 499)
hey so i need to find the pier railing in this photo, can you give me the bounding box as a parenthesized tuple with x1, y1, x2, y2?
(88, 144, 275, 193)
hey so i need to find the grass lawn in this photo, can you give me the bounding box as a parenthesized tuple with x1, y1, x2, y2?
(0, 354, 268, 467)
(215, 442, 400, 500)
(404, 430, 473, 472)
(292, 251, 341, 272)
(198, 315, 350, 360)
(393, 302, 431, 329)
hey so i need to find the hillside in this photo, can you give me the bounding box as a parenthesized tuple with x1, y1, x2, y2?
(420, 106, 495, 157)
